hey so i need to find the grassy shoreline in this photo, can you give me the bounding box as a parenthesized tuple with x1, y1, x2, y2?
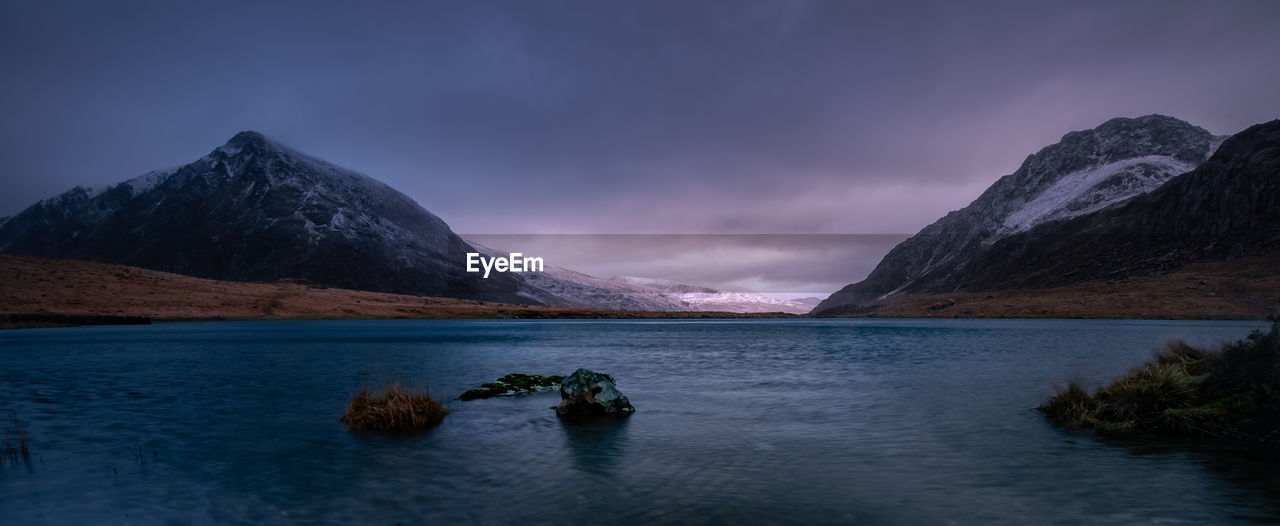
(0, 253, 800, 325)
(814, 258, 1280, 320)
(1039, 323, 1280, 442)
(3, 253, 1276, 324)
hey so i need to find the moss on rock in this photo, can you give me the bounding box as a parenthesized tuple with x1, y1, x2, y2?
(460, 373, 566, 401)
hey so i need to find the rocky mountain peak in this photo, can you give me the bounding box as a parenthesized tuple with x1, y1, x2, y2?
(813, 115, 1221, 313)
(211, 130, 290, 161)
(227, 130, 270, 146)
(0, 132, 530, 303)
(1018, 115, 1212, 188)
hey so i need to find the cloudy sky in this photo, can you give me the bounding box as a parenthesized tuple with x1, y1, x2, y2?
(2, 1, 1278, 293)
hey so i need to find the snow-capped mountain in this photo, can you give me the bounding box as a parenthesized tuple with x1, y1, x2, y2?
(933, 118, 1280, 293)
(468, 241, 812, 313)
(0, 131, 530, 303)
(814, 114, 1223, 313)
(0, 131, 810, 314)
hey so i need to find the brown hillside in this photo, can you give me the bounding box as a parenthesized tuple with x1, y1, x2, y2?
(825, 258, 1280, 319)
(0, 253, 793, 323)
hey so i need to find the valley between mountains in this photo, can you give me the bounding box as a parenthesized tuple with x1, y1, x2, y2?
(1, 115, 1277, 323)
(0, 253, 794, 326)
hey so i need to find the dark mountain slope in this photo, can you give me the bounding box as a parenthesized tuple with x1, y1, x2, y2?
(941, 119, 1280, 292)
(814, 115, 1222, 312)
(0, 131, 530, 303)
(814, 119, 1280, 316)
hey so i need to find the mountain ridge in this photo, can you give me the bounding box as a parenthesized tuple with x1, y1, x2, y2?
(0, 132, 809, 313)
(0, 131, 531, 303)
(814, 114, 1223, 313)
(943, 118, 1280, 291)
(815, 116, 1280, 316)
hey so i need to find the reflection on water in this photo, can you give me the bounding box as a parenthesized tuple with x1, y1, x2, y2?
(0, 318, 1276, 524)
(1098, 433, 1280, 521)
(562, 417, 631, 477)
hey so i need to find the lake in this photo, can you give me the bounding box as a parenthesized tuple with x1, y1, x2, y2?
(1, 318, 1277, 524)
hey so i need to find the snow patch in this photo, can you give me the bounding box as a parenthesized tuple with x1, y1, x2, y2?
(995, 155, 1194, 239)
(1209, 135, 1229, 156)
(79, 185, 110, 199)
(217, 144, 242, 157)
(607, 276, 717, 294)
(672, 291, 814, 314)
(123, 168, 177, 195)
(330, 210, 349, 229)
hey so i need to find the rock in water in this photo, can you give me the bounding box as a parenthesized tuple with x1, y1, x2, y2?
(556, 369, 635, 418)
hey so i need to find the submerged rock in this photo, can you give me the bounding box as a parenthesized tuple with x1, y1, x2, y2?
(557, 369, 635, 418)
(459, 373, 564, 401)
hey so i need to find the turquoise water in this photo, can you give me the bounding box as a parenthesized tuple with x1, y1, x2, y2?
(0, 318, 1276, 524)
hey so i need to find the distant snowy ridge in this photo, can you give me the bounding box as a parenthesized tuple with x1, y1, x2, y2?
(123, 168, 179, 195)
(669, 291, 816, 314)
(467, 241, 812, 314)
(606, 275, 718, 294)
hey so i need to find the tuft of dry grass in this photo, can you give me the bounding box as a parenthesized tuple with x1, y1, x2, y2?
(1038, 322, 1280, 439)
(1037, 380, 1098, 428)
(2, 433, 29, 464)
(340, 383, 450, 433)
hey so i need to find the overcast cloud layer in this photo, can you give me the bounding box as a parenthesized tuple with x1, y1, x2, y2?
(2, 1, 1278, 291)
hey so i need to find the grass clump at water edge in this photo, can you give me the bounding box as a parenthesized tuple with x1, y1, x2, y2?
(2, 432, 29, 464)
(3, 413, 31, 465)
(1038, 322, 1280, 441)
(340, 383, 450, 433)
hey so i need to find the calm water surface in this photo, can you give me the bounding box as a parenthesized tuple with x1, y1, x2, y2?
(1, 319, 1277, 524)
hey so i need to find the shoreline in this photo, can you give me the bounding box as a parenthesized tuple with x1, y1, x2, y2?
(3, 312, 1272, 331)
(0, 310, 807, 330)
(813, 258, 1280, 320)
(3, 253, 1276, 328)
